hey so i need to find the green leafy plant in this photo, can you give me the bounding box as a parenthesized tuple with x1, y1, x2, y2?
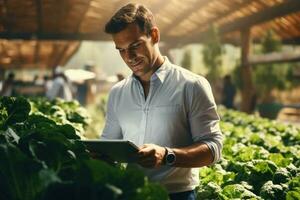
(0, 97, 168, 200)
(0, 97, 30, 129)
(29, 97, 91, 137)
(202, 25, 223, 83)
(181, 49, 192, 71)
(197, 108, 300, 199)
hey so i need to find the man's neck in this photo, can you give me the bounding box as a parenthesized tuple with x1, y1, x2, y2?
(155, 54, 165, 68)
(141, 81, 150, 99)
(139, 54, 165, 83)
(139, 55, 164, 99)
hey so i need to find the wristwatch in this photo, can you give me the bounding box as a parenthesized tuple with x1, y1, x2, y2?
(164, 147, 176, 166)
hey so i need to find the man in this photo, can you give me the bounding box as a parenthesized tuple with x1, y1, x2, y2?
(222, 75, 236, 109)
(0, 72, 15, 96)
(46, 67, 73, 101)
(101, 3, 222, 200)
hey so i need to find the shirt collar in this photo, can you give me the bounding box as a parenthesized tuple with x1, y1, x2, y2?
(131, 56, 171, 84)
(154, 56, 170, 83)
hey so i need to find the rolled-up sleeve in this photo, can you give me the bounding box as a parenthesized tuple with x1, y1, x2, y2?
(188, 77, 223, 164)
(101, 87, 122, 140)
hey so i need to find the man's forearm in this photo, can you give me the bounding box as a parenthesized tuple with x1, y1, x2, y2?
(172, 142, 214, 168)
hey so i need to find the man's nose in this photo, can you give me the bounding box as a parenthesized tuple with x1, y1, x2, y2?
(126, 49, 136, 61)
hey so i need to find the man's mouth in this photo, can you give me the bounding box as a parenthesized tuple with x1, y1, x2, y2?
(131, 60, 143, 69)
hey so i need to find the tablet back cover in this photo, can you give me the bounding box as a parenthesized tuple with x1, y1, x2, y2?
(82, 139, 139, 163)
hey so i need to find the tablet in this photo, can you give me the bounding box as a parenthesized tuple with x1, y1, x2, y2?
(81, 139, 140, 163)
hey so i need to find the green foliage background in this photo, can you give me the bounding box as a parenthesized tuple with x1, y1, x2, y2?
(181, 49, 192, 71)
(202, 25, 224, 82)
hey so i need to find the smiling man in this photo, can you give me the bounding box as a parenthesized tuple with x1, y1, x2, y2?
(101, 3, 223, 200)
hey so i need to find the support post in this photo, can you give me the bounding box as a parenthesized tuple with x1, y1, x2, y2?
(240, 28, 255, 113)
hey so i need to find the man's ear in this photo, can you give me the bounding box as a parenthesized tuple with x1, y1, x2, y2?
(150, 27, 160, 44)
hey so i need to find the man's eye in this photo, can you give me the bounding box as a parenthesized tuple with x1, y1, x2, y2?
(131, 43, 141, 49)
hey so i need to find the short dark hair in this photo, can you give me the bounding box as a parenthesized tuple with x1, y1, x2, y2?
(105, 3, 156, 36)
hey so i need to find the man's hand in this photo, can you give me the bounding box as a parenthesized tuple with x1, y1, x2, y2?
(137, 144, 166, 168)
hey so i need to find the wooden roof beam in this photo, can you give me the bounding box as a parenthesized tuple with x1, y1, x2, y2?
(221, 36, 300, 46)
(75, 0, 92, 31)
(0, 41, 9, 58)
(16, 42, 22, 67)
(162, 0, 211, 33)
(282, 37, 300, 45)
(47, 43, 59, 69)
(34, 41, 40, 64)
(189, 0, 253, 30)
(35, 0, 43, 32)
(60, 42, 81, 66)
(1, 0, 10, 32)
(167, 0, 300, 45)
(249, 51, 300, 65)
(52, 43, 70, 68)
(150, 1, 171, 14)
(0, 32, 110, 40)
(33, 0, 43, 65)
(220, 0, 300, 34)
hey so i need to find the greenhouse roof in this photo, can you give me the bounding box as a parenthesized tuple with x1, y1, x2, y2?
(0, 0, 300, 69)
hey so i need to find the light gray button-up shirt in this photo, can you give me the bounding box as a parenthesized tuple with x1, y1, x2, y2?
(101, 57, 223, 193)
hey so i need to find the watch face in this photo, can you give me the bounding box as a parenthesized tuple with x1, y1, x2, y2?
(166, 153, 176, 165)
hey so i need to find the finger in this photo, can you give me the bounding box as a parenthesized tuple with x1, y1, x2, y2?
(138, 147, 155, 157)
(141, 143, 151, 148)
(139, 144, 156, 152)
(138, 145, 153, 152)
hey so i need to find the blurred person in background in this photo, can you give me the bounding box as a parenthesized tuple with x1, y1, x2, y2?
(100, 3, 223, 200)
(221, 75, 236, 109)
(32, 74, 44, 86)
(0, 72, 15, 96)
(46, 67, 73, 101)
(116, 73, 125, 81)
(33, 74, 39, 84)
(43, 75, 53, 94)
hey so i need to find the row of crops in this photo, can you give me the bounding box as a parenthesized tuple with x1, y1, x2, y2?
(199, 109, 300, 199)
(1, 96, 299, 199)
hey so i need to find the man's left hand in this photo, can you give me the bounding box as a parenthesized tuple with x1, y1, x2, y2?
(137, 144, 166, 168)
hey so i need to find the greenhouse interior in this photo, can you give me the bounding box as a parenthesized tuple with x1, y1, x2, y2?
(0, 0, 300, 199)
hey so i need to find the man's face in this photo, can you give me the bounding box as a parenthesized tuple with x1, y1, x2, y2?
(112, 23, 157, 81)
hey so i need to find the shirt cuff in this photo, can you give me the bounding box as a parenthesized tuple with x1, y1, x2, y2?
(201, 134, 223, 165)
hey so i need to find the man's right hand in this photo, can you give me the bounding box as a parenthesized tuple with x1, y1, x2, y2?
(137, 144, 166, 168)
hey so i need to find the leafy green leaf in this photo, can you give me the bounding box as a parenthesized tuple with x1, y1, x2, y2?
(0, 143, 60, 200)
(0, 96, 31, 129)
(221, 184, 260, 199)
(260, 181, 285, 200)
